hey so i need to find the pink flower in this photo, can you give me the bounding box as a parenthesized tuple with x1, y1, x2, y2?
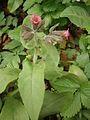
(31, 15, 42, 26)
(63, 28, 70, 40)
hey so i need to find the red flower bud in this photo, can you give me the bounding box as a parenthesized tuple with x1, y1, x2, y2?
(31, 15, 42, 26)
(63, 28, 70, 40)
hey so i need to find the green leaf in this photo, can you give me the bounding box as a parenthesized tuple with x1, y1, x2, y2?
(42, 0, 58, 12)
(79, 35, 88, 52)
(61, 93, 81, 118)
(45, 43, 59, 67)
(84, 62, 90, 79)
(0, 67, 20, 93)
(69, 65, 88, 82)
(27, 4, 43, 16)
(41, 41, 59, 80)
(8, 0, 23, 13)
(3, 40, 21, 50)
(60, 6, 90, 32)
(0, 98, 2, 111)
(6, 15, 18, 27)
(63, 117, 76, 120)
(0, 97, 29, 120)
(62, 0, 71, 4)
(23, 0, 42, 11)
(51, 4, 66, 19)
(23, 0, 35, 11)
(40, 92, 73, 118)
(1, 52, 20, 68)
(45, 67, 65, 81)
(80, 81, 90, 108)
(20, 20, 35, 49)
(0, 12, 6, 26)
(76, 53, 89, 68)
(8, 26, 21, 41)
(82, 109, 90, 119)
(44, 14, 52, 28)
(51, 73, 80, 93)
(65, 49, 79, 59)
(23, 15, 32, 28)
(18, 59, 45, 120)
(85, 0, 90, 5)
(20, 35, 36, 50)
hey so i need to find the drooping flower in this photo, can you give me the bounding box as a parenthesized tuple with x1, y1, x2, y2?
(63, 28, 70, 40)
(31, 15, 42, 26)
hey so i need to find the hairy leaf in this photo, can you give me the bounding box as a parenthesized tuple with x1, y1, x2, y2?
(41, 41, 59, 80)
(18, 59, 45, 120)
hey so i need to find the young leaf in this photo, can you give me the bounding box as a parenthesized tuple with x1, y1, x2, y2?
(18, 59, 45, 120)
(8, 0, 23, 13)
(0, 67, 20, 94)
(0, 97, 29, 120)
(60, 6, 90, 32)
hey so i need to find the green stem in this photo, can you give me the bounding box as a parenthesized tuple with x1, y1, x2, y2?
(33, 32, 38, 64)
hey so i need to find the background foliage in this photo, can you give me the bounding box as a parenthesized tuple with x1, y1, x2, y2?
(0, 0, 90, 120)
